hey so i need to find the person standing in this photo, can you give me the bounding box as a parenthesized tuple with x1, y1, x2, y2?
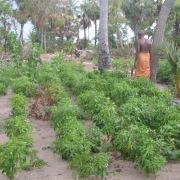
(134, 30, 152, 78)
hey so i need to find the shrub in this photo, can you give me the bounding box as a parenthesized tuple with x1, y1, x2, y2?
(50, 100, 86, 128)
(52, 118, 91, 161)
(113, 124, 166, 176)
(86, 126, 103, 152)
(159, 120, 180, 160)
(10, 94, 28, 116)
(4, 116, 33, 138)
(110, 81, 138, 105)
(77, 91, 117, 135)
(0, 83, 7, 95)
(68, 153, 109, 179)
(119, 95, 179, 130)
(12, 76, 39, 97)
(157, 60, 173, 84)
(0, 137, 35, 180)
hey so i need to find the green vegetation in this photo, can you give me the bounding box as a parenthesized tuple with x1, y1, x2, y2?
(10, 94, 28, 116)
(0, 51, 179, 179)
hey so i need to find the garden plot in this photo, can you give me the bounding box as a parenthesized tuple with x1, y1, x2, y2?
(0, 54, 180, 180)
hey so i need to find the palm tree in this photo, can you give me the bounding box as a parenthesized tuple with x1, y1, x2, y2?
(98, 0, 112, 72)
(14, 0, 29, 45)
(80, 13, 91, 49)
(160, 41, 180, 98)
(80, 0, 100, 46)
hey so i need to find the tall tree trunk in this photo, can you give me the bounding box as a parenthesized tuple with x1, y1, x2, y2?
(19, 22, 25, 46)
(117, 28, 124, 49)
(83, 14, 87, 49)
(44, 29, 47, 53)
(132, 23, 139, 43)
(40, 29, 44, 48)
(98, 0, 112, 73)
(150, 0, 176, 82)
(95, 19, 97, 46)
(34, 24, 41, 45)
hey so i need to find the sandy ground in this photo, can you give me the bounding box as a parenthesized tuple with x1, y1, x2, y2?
(0, 55, 180, 180)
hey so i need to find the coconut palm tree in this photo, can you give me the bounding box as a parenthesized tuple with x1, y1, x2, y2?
(80, 13, 91, 49)
(98, 0, 112, 72)
(80, 0, 100, 46)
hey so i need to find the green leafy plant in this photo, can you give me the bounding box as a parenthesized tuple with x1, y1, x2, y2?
(12, 76, 39, 97)
(86, 126, 103, 153)
(28, 43, 44, 78)
(10, 94, 28, 116)
(158, 40, 180, 97)
(51, 51, 65, 72)
(0, 83, 7, 95)
(68, 153, 109, 179)
(157, 60, 173, 84)
(6, 32, 23, 76)
(66, 43, 75, 60)
(110, 81, 138, 105)
(0, 138, 35, 180)
(4, 116, 33, 138)
(120, 95, 179, 130)
(159, 120, 180, 160)
(23, 156, 47, 170)
(50, 100, 86, 128)
(113, 124, 166, 176)
(77, 91, 117, 135)
(52, 118, 91, 161)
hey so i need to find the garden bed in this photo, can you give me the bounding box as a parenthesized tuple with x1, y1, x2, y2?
(0, 54, 180, 180)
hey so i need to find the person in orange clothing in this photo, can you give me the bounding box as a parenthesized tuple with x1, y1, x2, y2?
(134, 30, 152, 78)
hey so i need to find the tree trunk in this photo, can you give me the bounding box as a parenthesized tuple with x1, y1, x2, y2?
(34, 24, 41, 45)
(95, 20, 97, 46)
(44, 29, 47, 53)
(132, 23, 139, 43)
(83, 15, 87, 49)
(150, 0, 176, 82)
(40, 29, 44, 48)
(117, 28, 124, 49)
(19, 22, 25, 46)
(98, 0, 112, 73)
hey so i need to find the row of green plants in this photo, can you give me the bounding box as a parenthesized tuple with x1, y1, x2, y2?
(0, 34, 110, 179)
(0, 94, 35, 180)
(35, 66, 110, 178)
(53, 56, 180, 176)
(0, 36, 46, 179)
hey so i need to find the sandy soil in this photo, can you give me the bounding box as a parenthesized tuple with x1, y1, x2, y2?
(0, 55, 180, 180)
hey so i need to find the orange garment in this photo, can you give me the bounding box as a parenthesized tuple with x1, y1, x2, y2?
(135, 52, 150, 78)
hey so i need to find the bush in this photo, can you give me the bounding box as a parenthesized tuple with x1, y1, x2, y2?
(0, 137, 35, 180)
(10, 94, 28, 116)
(52, 118, 91, 161)
(77, 91, 117, 134)
(0, 83, 7, 95)
(110, 81, 138, 105)
(159, 120, 180, 160)
(113, 124, 166, 176)
(68, 153, 109, 179)
(4, 116, 33, 138)
(157, 60, 173, 84)
(12, 76, 39, 97)
(119, 95, 179, 130)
